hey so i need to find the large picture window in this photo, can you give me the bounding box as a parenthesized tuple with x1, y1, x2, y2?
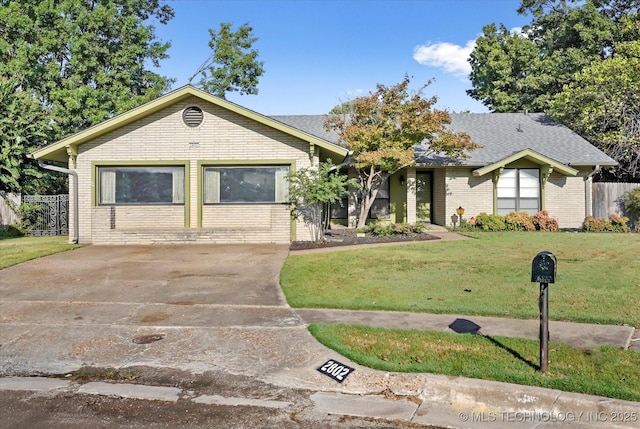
(98, 166, 185, 205)
(203, 166, 289, 203)
(497, 168, 540, 214)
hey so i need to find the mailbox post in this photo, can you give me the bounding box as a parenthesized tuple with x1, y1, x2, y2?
(531, 251, 556, 373)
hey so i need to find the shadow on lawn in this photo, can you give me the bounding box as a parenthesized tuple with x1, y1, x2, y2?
(449, 318, 538, 371)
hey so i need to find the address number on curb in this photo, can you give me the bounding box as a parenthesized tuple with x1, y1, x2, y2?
(317, 359, 354, 383)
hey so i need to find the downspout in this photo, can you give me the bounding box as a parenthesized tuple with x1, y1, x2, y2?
(585, 164, 601, 219)
(37, 161, 79, 244)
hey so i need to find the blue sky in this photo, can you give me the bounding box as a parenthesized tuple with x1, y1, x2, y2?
(153, 0, 530, 114)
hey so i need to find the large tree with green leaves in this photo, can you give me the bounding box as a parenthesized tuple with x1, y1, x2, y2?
(0, 0, 174, 193)
(325, 76, 477, 229)
(551, 41, 640, 181)
(467, 0, 639, 180)
(189, 22, 265, 98)
(468, 0, 638, 113)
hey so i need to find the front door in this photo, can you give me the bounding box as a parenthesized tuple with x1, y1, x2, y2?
(416, 172, 432, 223)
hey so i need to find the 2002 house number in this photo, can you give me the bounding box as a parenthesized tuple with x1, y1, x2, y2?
(317, 359, 354, 383)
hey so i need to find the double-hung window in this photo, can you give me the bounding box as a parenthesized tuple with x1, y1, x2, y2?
(98, 166, 185, 205)
(203, 166, 289, 204)
(497, 168, 540, 214)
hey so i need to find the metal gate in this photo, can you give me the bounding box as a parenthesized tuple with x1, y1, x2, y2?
(22, 195, 69, 236)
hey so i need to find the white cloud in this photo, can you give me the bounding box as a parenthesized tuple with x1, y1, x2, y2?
(413, 39, 476, 77)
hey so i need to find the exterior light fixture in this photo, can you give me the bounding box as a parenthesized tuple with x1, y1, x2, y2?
(399, 175, 405, 186)
(456, 206, 465, 224)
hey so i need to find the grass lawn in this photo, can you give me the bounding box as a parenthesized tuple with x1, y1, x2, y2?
(309, 324, 640, 402)
(281, 232, 640, 326)
(0, 235, 86, 269)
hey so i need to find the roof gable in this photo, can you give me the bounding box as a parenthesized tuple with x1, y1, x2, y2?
(472, 149, 579, 177)
(31, 85, 348, 163)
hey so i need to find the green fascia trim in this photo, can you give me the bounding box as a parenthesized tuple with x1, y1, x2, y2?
(32, 85, 348, 163)
(196, 160, 298, 240)
(472, 149, 578, 177)
(92, 160, 191, 228)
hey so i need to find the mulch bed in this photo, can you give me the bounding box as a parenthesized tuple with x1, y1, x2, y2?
(289, 228, 440, 251)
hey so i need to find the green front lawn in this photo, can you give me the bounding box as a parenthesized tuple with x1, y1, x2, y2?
(282, 232, 640, 401)
(0, 235, 86, 269)
(310, 324, 640, 402)
(281, 232, 640, 326)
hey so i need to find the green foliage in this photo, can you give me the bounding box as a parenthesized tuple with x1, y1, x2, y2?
(622, 187, 640, 217)
(504, 211, 536, 231)
(15, 202, 43, 233)
(583, 214, 630, 232)
(474, 213, 507, 231)
(551, 41, 640, 181)
(0, 224, 26, 238)
(288, 159, 359, 242)
(359, 222, 426, 237)
(0, 78, 47, 193)
(192, 22, 265, 98)
(531, 210, 559, 232)
(468, 0, 639, 181)
(473, 211, 560, 232)
(0, 0, 174, 193)
(469, 0, 638, 113)
(325, 75, 478, 228)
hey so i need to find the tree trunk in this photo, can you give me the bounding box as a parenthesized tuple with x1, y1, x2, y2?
(356, 166, 381, 229)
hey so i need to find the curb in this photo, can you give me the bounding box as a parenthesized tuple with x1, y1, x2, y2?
(2, 376, 638, 428)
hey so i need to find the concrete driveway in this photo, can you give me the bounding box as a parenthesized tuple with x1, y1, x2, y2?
(0, 244, 289, 306)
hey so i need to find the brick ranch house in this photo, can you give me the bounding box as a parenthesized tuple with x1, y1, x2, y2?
(31, 85, 616, 244)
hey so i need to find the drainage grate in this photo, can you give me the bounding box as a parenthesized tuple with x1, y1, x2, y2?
(132, 334, 165, 344)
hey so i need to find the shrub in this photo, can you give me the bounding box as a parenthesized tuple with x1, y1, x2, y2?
(531, 210, 559, 232)
(0, 224, 26, 238)
(609, 214, 630, 233)
(474, 213, 506, 231)
(623, 187, 640, 217)
(363, 222, 426, 237)
(505, 211, 536, 231)
(583, 214, 629, 232)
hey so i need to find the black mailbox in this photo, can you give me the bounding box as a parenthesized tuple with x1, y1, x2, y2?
(531, 251, 556, 284)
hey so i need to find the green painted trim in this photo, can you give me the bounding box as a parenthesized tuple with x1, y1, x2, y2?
(32, 85, 348, 163)
(473, 149, 578, 177)
(92, 160, 191, 228)
(197, 159, 298, 240)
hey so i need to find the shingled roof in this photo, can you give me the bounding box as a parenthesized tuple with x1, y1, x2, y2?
(270, 113, 616, 168)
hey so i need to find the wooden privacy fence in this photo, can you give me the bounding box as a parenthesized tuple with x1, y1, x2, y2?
(0, 193, 21, 229)
(592, 182, 639, 223)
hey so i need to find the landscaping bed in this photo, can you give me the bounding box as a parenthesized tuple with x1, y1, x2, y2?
(289, 227, 440, 250)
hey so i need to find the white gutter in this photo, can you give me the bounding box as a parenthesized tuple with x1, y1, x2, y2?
(584, 164, 601, 218)
(37, 161, 79, 244)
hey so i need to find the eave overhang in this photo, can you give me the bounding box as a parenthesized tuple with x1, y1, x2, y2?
(31, 85, 348, 163)
(471, 149, 579, 177)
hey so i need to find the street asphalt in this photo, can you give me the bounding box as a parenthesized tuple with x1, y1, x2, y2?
(0, 235, 638, 428)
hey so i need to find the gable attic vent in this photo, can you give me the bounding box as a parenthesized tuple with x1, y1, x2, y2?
(183, 106, 204, 127)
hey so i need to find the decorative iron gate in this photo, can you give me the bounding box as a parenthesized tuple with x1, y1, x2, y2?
(22, 195, 69, 236)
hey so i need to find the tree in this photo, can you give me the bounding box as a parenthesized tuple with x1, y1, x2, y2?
(288, 159, 358, 242)
(190, 22, 265, 98)
(550, 41, 640, 181)
(0, 0, 174, 193)
(468, 0, 639, 112)
(0, 79, 47, 193)
(325, 76, 477, 229)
